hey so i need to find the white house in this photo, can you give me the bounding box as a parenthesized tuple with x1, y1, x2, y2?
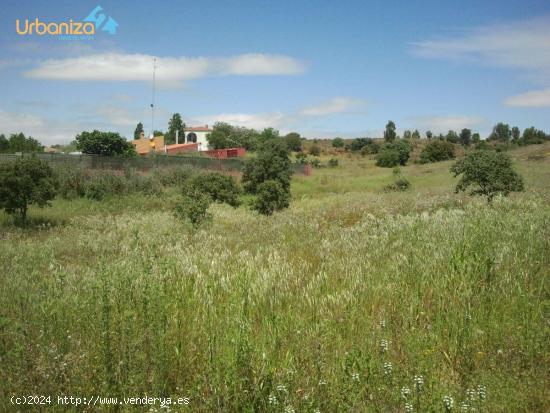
(184, 125, 212, 151)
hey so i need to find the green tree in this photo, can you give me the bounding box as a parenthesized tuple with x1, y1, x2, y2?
(7, 133, 43, 153)
(511, 126, 520, 144)
(207, 122, 234, 149)
(403, 130, 412, 140)
(522, 127, 546, 145)
(375, 148, 401, 167)
(488, 123, 512, 142)
(445, 130, 459, 144)
(252, 180, 290, 215)
(153, 130, 164, 137)
(383, 121, 397, 142)
(419, 140, 455, 163)
(259, 128, 279, 142)
(0, 157, 58, 223)
(166, 113, 186, 144)
(74, 130, 136, 157)
(187, 173, 242, 207)
(133, 122, 144, 140)
(450, 150, 523, 202)
(426, 130, 433, 140)
(0, 134, 8, 152)
(242, 139, 292, 194)
(472, 133, 481, 144)
(284, 132, 302, 152)
(376, 140, 411, 167)
(332, 137, 345, 148)
(459, 128, 472, 146)
(412, 129, 421, 140)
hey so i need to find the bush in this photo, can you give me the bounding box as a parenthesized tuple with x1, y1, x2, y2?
(295, 152, 308, 164)
(187, 172, 241, 207)
(383, 167, 411, 192)
(84, 171, 126, 201)
(0, 157, 58, 223)
(419, 140, 455, 163)
(242, 139, 292, 194)
(360, 142, 379, 156)
(332, 137, 345, 148)
(309, 159, 322, 168)
(153, 166, 195, 186)
(174, 189, 212, 227)
(309, 144, 321, 156)
(252, 180, 290, 215)
(376, 149, 401, 167)
(56, 165, 88, 199)
(123, 169, 162, 196)
(328, 158, 339, 167)
(450, 150, 524, 202)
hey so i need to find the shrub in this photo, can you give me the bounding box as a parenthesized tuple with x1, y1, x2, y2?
(383, 167, 411, 192)
(174, 189, 212, 227)
(153, 166, 195, 187)
(309, 159, 322, 168)
(332, 137, 345, 148)
(84, 171, 126, 200)
(350, 137, 373, 152)
(123, 168, 162, 196)
(242, 139, 292, 194)
(419, 140, 455, 163)
(360, 142, 379, 156)
(252, 180, 290, 215)
(450, 150, 524, 202)
(328, 158, 339, 167)
(187, 172, 241, 207)
(0, 157, 58, 223)
(309, 144, 321, 156)
(56, 165, 88, 199)
(376, 148, 401, 167)
(295, 152, 308, 164)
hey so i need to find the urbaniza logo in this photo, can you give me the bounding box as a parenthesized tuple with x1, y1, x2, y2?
(16, 5, 118, 37)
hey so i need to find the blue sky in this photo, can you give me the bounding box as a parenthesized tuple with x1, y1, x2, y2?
(1, 0, 549, 144)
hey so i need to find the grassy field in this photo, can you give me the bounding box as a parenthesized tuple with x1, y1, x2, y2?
(1, 144, 549, 412)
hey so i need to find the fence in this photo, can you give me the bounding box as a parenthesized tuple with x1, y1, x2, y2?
(0, 153, 312, 175)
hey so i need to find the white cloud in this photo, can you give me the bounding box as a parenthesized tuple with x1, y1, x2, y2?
(504, 87, 550, 107)
(410, 17, 550, 77)
(196, 112, 288, 130)
(411, 115, 486, 134)
(298, 97, 364, 117)
(0, 110, 81, 145)
(195, 97, 366, 132)
(23, 53, 306, 86)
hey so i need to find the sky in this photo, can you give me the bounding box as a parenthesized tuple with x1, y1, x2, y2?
(1, 0, 549, 144)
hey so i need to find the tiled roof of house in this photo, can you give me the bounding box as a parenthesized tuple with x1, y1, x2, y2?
(165, 143, 197, 150)
(185, 125, 211, 132)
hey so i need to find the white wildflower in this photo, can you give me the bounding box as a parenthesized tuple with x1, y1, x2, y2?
(443, 395, 454, 412)
(414, 374, 424, 391)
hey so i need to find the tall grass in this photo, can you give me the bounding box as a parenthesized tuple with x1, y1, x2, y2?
(0, 191, 548, 412)
(1, 144, 549, 412)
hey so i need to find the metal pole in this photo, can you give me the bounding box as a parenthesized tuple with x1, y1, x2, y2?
(151, 58, 157, 137)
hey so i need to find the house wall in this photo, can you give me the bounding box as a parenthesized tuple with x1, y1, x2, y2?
(185, 131, 209, 151)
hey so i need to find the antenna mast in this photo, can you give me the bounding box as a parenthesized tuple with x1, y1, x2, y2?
(150, 58, 157, 137)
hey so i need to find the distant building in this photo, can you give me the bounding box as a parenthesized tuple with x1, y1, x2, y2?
(184, 125, 212, 151)
(131, 135, 166, 156)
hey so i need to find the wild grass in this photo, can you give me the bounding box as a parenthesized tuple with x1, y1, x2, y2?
(0, 143, 549, 412)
